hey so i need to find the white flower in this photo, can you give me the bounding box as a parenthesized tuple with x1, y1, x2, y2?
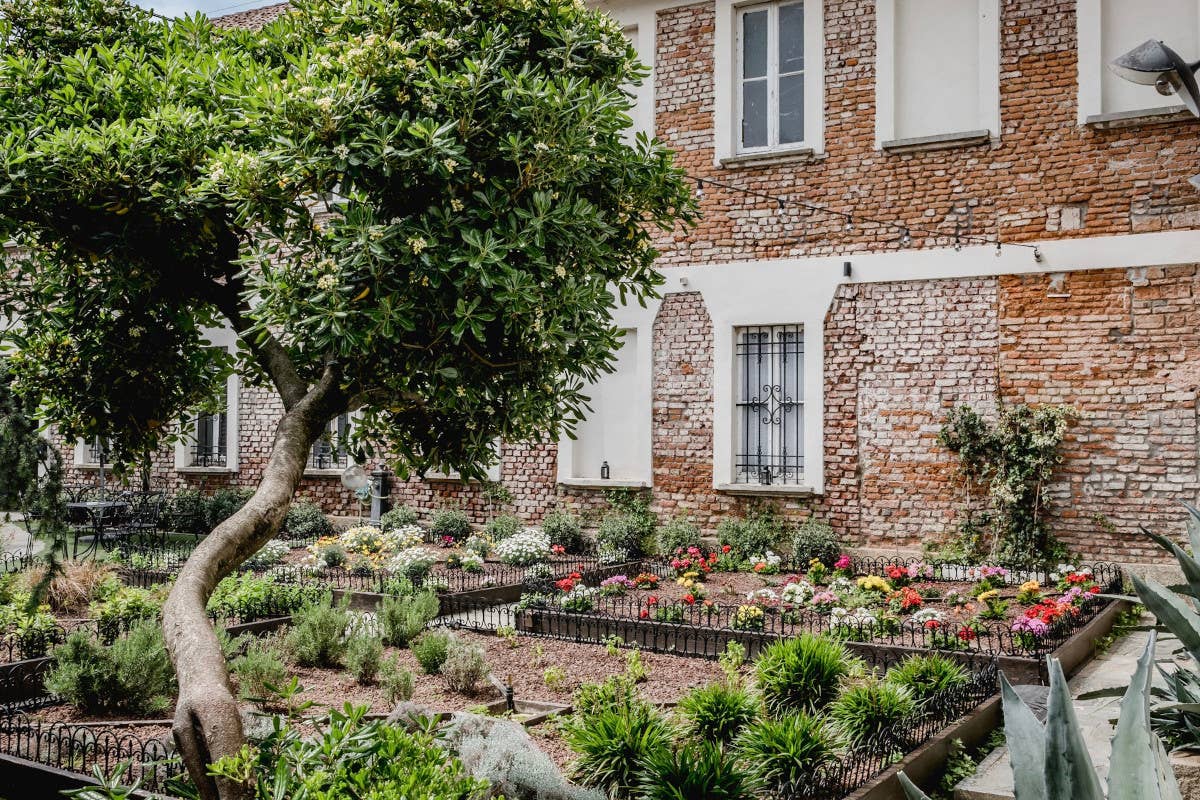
(554, 265, 566, 278)
(317, 274, 337, 291)
(450, 198, 464, 212)
(749, 550, 781, 567)
(495, 528, 551, 566)
(408, 236, 427, 254)
(780, 580, 815, 605)
(315, 97, 334, 112)
(745, 588, 778, 603)
(390, 546, 436, 575)
(333, 144, 350, 159)
(384, 524, 424, 550)
(534, 142, 550, 152)
(443, 158, 458, 172)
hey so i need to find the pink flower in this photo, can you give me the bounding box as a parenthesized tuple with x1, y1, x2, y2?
(834, 554, 852, 570)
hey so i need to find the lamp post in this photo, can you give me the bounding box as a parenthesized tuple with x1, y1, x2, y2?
(1111, 39, 1200, 187)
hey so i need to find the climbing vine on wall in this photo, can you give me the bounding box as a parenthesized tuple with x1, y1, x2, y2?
(937, 403, 1079, 566)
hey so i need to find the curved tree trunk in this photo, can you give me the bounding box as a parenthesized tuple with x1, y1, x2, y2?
(162, 385, 336, 800)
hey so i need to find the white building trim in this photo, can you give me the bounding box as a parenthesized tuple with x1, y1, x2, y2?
(174, 327, 240, 474)
(874, 0, 1000, 149)
(713, 0, 825, 163)
(596, 2, 657, 139)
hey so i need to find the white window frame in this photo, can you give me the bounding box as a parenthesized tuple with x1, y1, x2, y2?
(715, 0, 825, 162)
(732, 324, 806, 486)
(1076, 0, 1200, 124)
(874, 0, 1000, 148)
(556, 297, 660, 488)
(621, 18, 656, 140)
(174, 328, 239, 473)
(72, 436, 109, 469)
(305, 411, 359, 477)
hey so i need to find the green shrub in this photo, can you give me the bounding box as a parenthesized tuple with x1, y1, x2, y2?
(346, 632, 383, 685)
(735, 713, 840, 792)
(790, 518, 841, 566)
(45, 621, 176, 716)
(380, 506, 421, 532)
(596, 513, 644, 563)
(285, 595, 350, 667)
(484, 514, 521, 542)
(167, 489, 208, 535)
(413, 629, 453, 675)
(677, 682, 759, 744)
(207, 573, 325, 622)
(574, 674, 641, 717)
(207, 706, 489, 799)
(828, 679, 915, 747)
(284, 500, 333, 540)
(637, 740, 754, 800)
(885, 654, 971, 702)
(378, 590, 440, 647)
(541, 510, 585, 553)
(89, 584, 164, 640)
(231, 638, 288, 703)
(655, 515, 703, 556)
(429, 508, 471, 542)
(206, 487, 254, 530)
(381, 655, 415, 706)
(564, 704, 673, 798)
(443, 637, 488, 693)
(755, 634, 851, 716)
(717, 507, 787, 559)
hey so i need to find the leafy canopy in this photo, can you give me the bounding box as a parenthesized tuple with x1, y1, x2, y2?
(0, 0, 694, 476)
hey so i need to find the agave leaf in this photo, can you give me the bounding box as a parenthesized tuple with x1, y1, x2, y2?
(1076, 686, 1128, 701)
(1132, 574, 1200, 665)
(897, 773, 933, 800)
(1110, 632, 1182, 800)
(1043, 658, 1104, 800)
(1140, 525, 1200, 601)
(1155, 702, 1200, 714)
(1184, 502, 1200, 555)
(1001, 672, 1047, 800)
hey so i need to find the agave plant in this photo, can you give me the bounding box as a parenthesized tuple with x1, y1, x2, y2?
(898, 633, 1180, 800)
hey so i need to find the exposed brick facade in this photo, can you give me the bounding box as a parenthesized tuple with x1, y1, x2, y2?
(55, 0, 1200, 564)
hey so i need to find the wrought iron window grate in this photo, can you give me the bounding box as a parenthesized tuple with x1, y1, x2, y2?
(735, 324, 804, 485)
(192, 412, 227, 467)
(310, 414, 351, 470)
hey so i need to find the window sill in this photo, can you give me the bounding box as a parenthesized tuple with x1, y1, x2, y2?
(1085, 105, 1192, 130)
(75, 464, 105, 471)
(304, 469, 347, 478)
(176, 466, 236, 475)
(718, 146, 818, 169)
(716, 483, 817, 497)
(557, 478, 650, 490)
(881, 129, 992, 154)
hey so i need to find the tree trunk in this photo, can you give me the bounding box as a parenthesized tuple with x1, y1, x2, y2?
(162, 390, 334, 800)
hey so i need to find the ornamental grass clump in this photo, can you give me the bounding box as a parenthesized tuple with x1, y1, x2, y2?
(637, 740, 756, 800)
(346, 632, 383, 685)
(884, 654, 971, 702)
(495, 527, 551, 566)
(828, 679, 915, 747)
(565, 703, 674, 798)
(442, 637, 488, 693)
(677, 682, 759, 745)
(734, 712, 840, 792)
(755, 634, 851, 716)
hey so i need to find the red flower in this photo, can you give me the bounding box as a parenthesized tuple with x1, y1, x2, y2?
(924, 620, 940, 630)
(957, 627, 977, 642)
(721, 545, 731, 554)
(647, 595, 658, 605)
(551, 545, 566, 554)
(555, 578, 575, 592)
(683, 594, 696, 605)
(1087, 585, 1100, 594)
(703, 600, 714, 608)
(639, 609, 649, 619)
(569, 572, 582, 580)
(753, 562, 767, 573)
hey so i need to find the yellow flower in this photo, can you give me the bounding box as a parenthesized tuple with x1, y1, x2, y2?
(857, 575, 893, 593)
(977, 589, 1000, 603)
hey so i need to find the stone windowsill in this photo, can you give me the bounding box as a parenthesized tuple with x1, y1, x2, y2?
(718, 146, 818, 169)
(176, 466, 237, 475)
(557, 478, 650, 490)
(881, 129, 992, 154)
(304, 469, 347, 479)
(1085, 105, 1192, 130)
(716, 483, 817, 497)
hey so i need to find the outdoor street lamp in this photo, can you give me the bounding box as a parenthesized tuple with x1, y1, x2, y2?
(1111, 39, 1200, 187)
(341, 463, 389, 523)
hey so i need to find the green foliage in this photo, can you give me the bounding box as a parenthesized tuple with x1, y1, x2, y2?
(655, 515, 702, 556)
(828, 679, 915, 747)
(541, 509, 585, 553)
(885, 654, 971, 703)
(378, 590, 440, 647)
(430, 509, 472, 543)
(789, 518, 841, 566)
(45, 621, 176, 716)
(413, 629, 453, 675)
(381, 655, 415, 706)
(166, 490, 208, 536)
(734, 713, 840, 792)
(573, 673, 641, 717)
(283, 500, 333, 539)
(596, 513, 645, 563)
(565, 703, 674, 798)
(380, 505, 421, 532)
(442, 637, 488, 693)
(677, 682, 759, 745)
(718, 505, 788, 559)
(484, 514, 521, 542)
(636, 740, 755, 800)
(938, 404, 1077, 565)
(285, 594, 350, 667)
(208, 705, 489, 800)
(230, 637, 289, 704)
(345, 631, 383, 685)
(754, 634, 851, 716)
(206, 488, 254, 531)
(543, 665, 568, 692)
(207, 572, 325, 622)
(88, 584, 164, 639)
(719, 641, 747, 684)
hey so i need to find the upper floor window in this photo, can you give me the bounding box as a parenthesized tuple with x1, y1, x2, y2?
(1077, 0, 1200, 122)
(875, 0, 1000, 148)
(311, 413, 351, 471)
(191, 407, 228, 468)
(734, 324, 804, 486)
(174, 330, 239, 472)
(715, 0, 824, 161)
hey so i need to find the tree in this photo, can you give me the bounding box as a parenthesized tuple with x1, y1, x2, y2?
(0, 0, 694, 796)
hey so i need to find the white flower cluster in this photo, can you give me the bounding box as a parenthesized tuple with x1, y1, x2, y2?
(780, 580, 815, 605)
(245, 540, 290, 569)
(907, 608, 943, 628)
(1049, 564, 1092, 582)
(385, 525, 425, 550)
(829, 607, 877, 631)
(390, 546, 436, 577)
(748, 551, 782, 568)
(495, 528, 551, 566)
(460, 552, 485, 573)
(745, 588, 779, 604)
